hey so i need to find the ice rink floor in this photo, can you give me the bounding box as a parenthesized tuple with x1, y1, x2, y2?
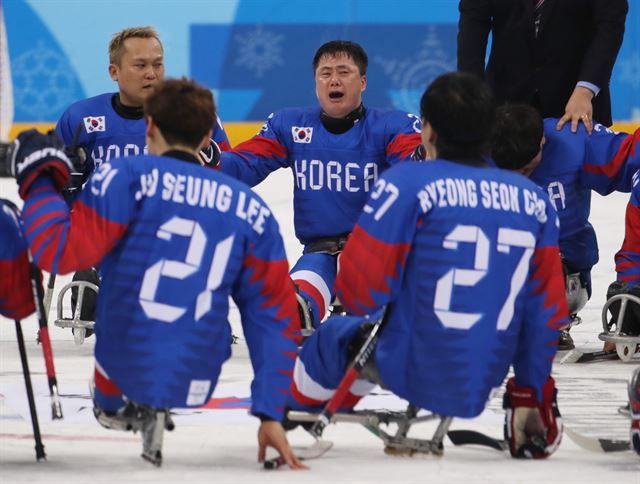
(1, 171, 639, 483)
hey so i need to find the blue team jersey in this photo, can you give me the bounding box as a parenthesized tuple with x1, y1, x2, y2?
(21, 155, 300, 418)
(219, 107, 421, 245)
(56, 92, 231, 169)
(336, 160, 567, 418)
(0, 200, 35, 320)
(532, 121, 640, 276)
(616, 170, 640, 283)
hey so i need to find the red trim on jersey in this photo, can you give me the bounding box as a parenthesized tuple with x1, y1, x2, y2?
(22, 195, 62, 221)
(233, 137, 288, 161)
(242, 254, 301, 344)
(30, 199, 127, 274)
(0, 255, 35, 320)
(615, 202, 640, 278)
(336, 224, 410, 314)
(583, 130, 639, 177)
(530, 246, 569, 334)
(385, 133, 421, 159)
(290, 381, 326, 407)
(94, 367, 122, 397)
(292, 278, 326, 320)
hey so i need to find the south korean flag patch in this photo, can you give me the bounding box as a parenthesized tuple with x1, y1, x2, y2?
(292, 126, 313, 144)
(83, 116, 106, 133)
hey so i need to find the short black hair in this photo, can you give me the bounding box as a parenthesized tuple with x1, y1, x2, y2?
(420, 72, 494, 160)
(491, 104, 544, 170)
(144, 78, 215, 148)
(312, 40, 368, 75)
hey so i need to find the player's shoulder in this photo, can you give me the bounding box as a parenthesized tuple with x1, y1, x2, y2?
(365, 106, 418, 124)
(272, 106, 320, 124)
(61, 93, 114, 118)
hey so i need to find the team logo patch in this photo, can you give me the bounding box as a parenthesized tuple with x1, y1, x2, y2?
(292, 126, 313, 143)
(83, 116, 106, 133)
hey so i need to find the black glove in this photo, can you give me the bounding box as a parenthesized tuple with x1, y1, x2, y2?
(199, 138, 221, 168)
(503, 376, 562, 459)
(10, 129, 72, 198)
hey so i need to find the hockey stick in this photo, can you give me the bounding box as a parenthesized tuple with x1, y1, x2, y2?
(309, 308, 387, 439)
(560, 348, 619, 364)
(29, 257, 63, 420)
(447, 430, 508, 451)
(447, 428, 631, 453)
(4, 201, 63, 420)
(264, 309, 388, 469)
(14, 319, 46, 461)
(42, 273, 56, 325)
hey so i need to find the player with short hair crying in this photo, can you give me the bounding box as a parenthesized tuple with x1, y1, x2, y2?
(288, 72, 568, 459)
(10, 78, 305, 469)
(216, 40, 422, 331)
(490, 104, 640, 351)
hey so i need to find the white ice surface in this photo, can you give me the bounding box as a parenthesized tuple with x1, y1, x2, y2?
(1, 171, 639, 483)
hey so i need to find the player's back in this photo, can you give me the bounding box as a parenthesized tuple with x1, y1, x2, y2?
(375, 160, 561, 418)
(86, 153, 290, 408)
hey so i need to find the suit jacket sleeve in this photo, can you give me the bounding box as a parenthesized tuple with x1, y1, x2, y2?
(457, 0, 492, 77)
(579, 0, 628, 90)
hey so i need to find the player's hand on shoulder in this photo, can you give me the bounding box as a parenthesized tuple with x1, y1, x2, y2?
(199, 138, 221, 168)
(257, 420, 308, 470)
(10, 129, 72, 198)
(502, 376, 562, 459)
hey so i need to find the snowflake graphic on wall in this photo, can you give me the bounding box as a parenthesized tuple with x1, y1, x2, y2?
(12, 41, 77, 121)
(234, 25, 284, 78)
(374, 25, 455, 113)
(619, 53, 640, 90)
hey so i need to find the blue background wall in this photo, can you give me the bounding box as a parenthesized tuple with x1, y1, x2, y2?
(3, 0, 639, 123)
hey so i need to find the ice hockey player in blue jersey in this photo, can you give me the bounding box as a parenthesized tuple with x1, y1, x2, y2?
(491, 104, 640, 349)
(288, 72, 567, 459)
(11, 79, 305, 468)
(0, 200, 36, 321)
(217, 40, 421, 330)
(56, 26, 230, 176)
(54, 26, 231, 341)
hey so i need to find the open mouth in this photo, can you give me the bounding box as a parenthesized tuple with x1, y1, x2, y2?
(328, 91, 344, 99)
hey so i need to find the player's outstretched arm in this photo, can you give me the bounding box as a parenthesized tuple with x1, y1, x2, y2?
(258, 421, 308, 470)
(582, 127, 640, 194)
(218, 112, 290, 187)
(11, 130, 130, 274)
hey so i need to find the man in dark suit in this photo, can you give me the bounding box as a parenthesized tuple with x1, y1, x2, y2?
(457, 0, 628, 132)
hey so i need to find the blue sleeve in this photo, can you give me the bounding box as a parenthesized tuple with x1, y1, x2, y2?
(218, 112, 290, 187)
(55, 108, 74, 145)
(21, 161, 134, 274)
(335, 167, 418, 314)
(0, 201, 36, 319)
(581, 126, 640, 194)
(231, 207, 300, 420)
(513, 193, 567, 400)
(212, 115, 232, 150)
(384, 111, 422, 165)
